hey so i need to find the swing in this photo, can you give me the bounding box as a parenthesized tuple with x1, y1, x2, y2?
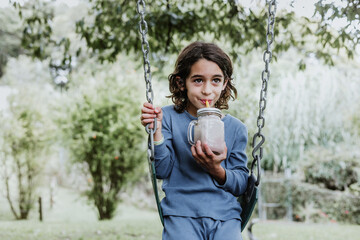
(137, 0, 277, 231)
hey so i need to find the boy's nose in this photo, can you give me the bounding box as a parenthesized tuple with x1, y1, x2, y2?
(201, 82, 211, 95)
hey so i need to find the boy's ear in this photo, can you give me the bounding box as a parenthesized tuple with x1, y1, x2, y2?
(176, 76, 185, 91)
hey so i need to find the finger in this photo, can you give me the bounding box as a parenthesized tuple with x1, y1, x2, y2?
(141, 118, 155, 124)
(140, 113, 157, 120)
(203, 143, 214, 157)
(191, 145, 197, 158)
(154, 107, 161, 114)
(143, 102, 154, 109)
(141, 119, 155, 128)
(195, 140, 205, 157)
(154, 107, 163, 120)
(141, 106, 155, 114)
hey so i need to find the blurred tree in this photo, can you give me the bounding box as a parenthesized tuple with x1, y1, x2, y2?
(0, 7, 23, 77)
(0, 87, 53, 220)
(60, 72, 146, 220)
(10, 0, 360, 76)
(304, 151, 358, 191)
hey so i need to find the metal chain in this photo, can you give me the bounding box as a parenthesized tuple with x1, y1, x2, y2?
(251, 0, 277, 186)
(137, 0, 157, 173)
(137, 0, 164, 226)
(137, 0, 157, 138)
(137, 0, 154, 106)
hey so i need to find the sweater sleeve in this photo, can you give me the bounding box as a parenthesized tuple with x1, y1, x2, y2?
(214, 125, 249, 196)
(153, 108, 175, 179)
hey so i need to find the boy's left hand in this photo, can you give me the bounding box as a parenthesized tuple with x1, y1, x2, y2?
(191, 141, 227, 185)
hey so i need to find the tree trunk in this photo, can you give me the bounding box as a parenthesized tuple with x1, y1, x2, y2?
(4, 168, 20, 219)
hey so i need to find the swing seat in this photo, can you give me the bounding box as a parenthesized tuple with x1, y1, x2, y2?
(238, 174, 259, 232)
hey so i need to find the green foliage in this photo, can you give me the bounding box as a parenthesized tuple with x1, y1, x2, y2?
(351, 103, 360, 139)
(303, 146, 359, 191)
(60, 69, 146, 220)
(291, 181, 360, 224)
(259, 54, 360, 172)
(10, 0, 360, 78)
(258, 172, 360, 224)
(0, 7, 23, 77)
(0, 86, 53, 220)
(73, 0, 274, 62)
(10, 0, 74, 81)
(314, 0, 360, 60)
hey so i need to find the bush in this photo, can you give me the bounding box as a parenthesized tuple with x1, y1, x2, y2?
(291, 181, 360, 224)
(303, 146, 360, 191)
(258, 172, 360, 224)
(0, 86, 55, 220)
(304, 159, 358, 191)
(60, 68, 147, 220)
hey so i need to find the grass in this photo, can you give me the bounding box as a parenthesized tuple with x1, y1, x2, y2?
(0, 219, 162, 240)
(245, 220, 360, 240)
(0, 187, 359, 240)
(0, 187, 163, 240)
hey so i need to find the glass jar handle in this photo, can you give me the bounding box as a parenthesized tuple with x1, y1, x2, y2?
(187, 120, 197, 145)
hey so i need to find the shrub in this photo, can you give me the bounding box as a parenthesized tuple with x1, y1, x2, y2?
(0, 86, 54, 220)
(291, 181, 360, 224)
(304, 159, 358, 191)
(303, 146, 360, 191)
(60, 70, 146, 220)
(258, 172, 360, 224)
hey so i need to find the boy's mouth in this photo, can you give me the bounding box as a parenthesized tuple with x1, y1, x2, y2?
(200, 99, 212, 106)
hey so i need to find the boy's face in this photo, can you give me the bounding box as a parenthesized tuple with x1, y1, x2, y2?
(183, 58, 227, 117)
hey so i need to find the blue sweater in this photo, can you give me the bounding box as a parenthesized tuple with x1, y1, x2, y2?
(154, 105, 249, 221)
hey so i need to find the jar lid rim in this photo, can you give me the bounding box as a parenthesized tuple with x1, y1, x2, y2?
(197, 108, 222, 117)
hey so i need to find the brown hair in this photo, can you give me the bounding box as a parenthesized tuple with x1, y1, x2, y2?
(167, 41, 238, 113)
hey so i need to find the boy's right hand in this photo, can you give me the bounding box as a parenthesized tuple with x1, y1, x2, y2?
(140, 102, 163, 140)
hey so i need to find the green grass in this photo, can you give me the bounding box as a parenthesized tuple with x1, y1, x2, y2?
(0, 219, 162, 240)
(245, 221, 360, 240)
(0, 187, 163, 240)
(0, 187, 359, 240)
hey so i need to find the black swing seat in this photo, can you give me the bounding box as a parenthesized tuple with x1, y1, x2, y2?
(238, 174, 259, 232)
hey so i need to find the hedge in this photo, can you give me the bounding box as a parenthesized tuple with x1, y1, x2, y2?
(290, 181, 360, 224)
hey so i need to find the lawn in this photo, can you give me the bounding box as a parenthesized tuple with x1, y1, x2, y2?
(0, 187, 359, 240)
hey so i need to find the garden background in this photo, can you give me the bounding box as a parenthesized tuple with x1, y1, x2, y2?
(0, 0, 359, 239)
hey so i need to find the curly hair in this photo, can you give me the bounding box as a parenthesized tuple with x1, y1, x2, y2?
(167, 42, 238, 113)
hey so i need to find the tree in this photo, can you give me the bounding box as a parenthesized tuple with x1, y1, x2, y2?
(0, 87, 53, 220)
(60, 68, 146, 220)
(0, 7, 23, 77)
(10, 0, 360, 79)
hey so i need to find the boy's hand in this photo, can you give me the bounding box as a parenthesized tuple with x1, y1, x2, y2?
(191, 141, 227, 185)
(140, 102, 163, 141)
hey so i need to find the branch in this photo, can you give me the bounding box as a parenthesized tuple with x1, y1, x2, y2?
(3, 156, 20, 219)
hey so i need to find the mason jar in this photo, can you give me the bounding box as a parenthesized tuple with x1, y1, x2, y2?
(187, 108, 225, 154)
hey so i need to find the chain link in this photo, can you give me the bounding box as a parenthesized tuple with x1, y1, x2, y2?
(137, 0, 157, 158)
(251, 0, 277, 186)
(137, 0, 164, 226)
(137, 0, 154, 105)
